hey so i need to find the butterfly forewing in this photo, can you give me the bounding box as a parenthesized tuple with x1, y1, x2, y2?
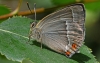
(32, 3, 85, 57)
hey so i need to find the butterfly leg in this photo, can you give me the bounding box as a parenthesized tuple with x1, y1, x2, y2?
(41, 42, 43, 49)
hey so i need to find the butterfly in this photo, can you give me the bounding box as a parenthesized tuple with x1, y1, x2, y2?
(29, 3, 85, 58)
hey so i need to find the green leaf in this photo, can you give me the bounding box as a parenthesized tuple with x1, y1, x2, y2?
(0, 53, 19, 63)
(85, 1, 100, 11)
(0, 5, 11, 16)
(51, 0, 75, 5)
(0, 5, 11, 21)
(0, 16, 98, 63)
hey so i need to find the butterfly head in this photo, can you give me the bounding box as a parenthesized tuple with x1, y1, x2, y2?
(28, 22, 37, 41)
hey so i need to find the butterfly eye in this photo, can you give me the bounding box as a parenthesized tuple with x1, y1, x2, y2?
(31, 23, 34, 27)
(31, 22, 36, 27)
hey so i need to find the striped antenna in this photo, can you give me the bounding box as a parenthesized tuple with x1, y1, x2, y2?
(27, 2, 36, 22)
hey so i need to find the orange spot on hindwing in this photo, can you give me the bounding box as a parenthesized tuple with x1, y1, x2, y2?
(65, 51, 71, 56)
(72, 43, 77, 50)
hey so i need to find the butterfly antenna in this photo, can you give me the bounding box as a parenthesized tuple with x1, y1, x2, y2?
(27, 2, 37, 22)
(34, 3, 36, 22)
(27, 2, 32, 14)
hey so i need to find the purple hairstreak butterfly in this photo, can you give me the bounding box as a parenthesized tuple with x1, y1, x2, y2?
(29, 3, 85, 58)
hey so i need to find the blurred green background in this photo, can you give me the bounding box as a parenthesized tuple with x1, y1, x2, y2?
(0, 0, 100, 63)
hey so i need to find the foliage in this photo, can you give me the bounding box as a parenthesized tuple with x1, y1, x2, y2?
(0, 0, 100, 63)
(0, 16, 98, 63)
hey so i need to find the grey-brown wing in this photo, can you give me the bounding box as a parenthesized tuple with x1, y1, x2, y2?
(37, 4, 85, 54)
(41, 20, 69, 53)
